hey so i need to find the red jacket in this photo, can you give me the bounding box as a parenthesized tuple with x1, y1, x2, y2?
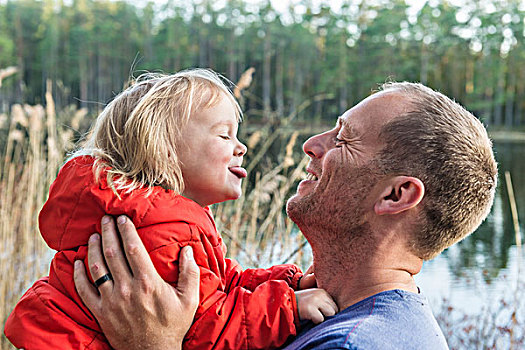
(5, 156, 302, 349)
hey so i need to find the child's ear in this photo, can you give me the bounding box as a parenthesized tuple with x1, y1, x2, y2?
(374, 176, 425, 215)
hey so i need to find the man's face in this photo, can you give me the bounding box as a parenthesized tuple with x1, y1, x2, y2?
(286, 91, 408, 239)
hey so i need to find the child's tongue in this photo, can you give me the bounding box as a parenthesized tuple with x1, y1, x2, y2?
(229, 166, 247, 178)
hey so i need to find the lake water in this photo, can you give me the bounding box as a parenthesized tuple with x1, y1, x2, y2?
(415, 140, 525, 317)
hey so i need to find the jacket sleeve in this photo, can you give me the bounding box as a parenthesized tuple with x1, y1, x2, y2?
(4, 277, 112, 350)
(185, 279, 299, 349)
(141, 223, 300, 350)
(224, 258, 303, 292)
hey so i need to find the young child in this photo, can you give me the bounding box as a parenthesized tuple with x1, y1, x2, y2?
(5, 69, 337, 349)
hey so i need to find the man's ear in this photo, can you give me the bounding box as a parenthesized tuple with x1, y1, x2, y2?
(374, 176, 425, 215)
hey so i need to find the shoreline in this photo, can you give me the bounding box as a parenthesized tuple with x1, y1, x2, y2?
(488, 130, 525, 142)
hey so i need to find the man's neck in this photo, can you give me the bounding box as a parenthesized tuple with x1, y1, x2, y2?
(313, 247, 421, 310)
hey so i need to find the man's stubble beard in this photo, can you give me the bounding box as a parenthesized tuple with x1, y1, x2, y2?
(287, 165, 380, 291)
(286, 165, 378, 256)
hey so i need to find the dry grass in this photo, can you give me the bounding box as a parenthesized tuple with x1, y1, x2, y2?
(0, 82, 89, 349)
(435, 279, 525, 349)
(214, 130, 310, 268)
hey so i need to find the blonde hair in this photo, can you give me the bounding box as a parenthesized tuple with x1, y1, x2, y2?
(72, 68, 242, 196)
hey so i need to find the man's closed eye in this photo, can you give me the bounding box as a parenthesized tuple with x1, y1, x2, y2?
(335, 137, 346, 147)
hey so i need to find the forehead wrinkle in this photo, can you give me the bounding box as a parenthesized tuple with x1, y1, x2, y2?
(338, 116, 359, 138)
(338, 115, 351, 128)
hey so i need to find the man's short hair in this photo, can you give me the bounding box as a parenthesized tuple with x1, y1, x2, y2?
(375, 82, 497, 260)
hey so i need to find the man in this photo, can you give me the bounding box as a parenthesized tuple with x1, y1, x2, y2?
(74, 82, 497, 349)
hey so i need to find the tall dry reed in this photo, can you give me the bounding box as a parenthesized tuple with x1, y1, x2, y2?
(0, 81, 88, 349)
(214, 117, 312, 267)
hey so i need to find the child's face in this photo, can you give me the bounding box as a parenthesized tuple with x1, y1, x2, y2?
(178, 95, 247, 207)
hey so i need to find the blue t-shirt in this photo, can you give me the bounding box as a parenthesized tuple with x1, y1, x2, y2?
(283, 289, 448, 350)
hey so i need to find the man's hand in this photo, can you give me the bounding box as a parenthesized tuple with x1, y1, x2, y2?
(73, 215, 200, 350)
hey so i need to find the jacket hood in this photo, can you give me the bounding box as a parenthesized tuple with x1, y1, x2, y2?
(39, 156, 214, 251)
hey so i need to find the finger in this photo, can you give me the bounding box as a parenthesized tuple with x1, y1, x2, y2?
(100, 216, 133, 282)
(176, 246, 200, 312)
(116, 215, 157, 277)
(305, 264, 314, 275)
(330, 298, 339, 313)
(299, 274, 317, 289)
(87, 233, 113, 295)
(74, 260, 101, 315)
(310, 309, 324, 324)
(319, 302, 338, 317)
(325, 293, 339, 313)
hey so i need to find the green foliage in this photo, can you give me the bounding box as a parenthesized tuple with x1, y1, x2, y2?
(0, 0, 524, 126)
(0, 5, 14, 66)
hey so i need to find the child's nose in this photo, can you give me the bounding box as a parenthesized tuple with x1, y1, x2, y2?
(236, 140, 247, 156)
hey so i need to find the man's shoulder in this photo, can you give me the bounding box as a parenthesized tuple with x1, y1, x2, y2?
(283, 290, 448, 350)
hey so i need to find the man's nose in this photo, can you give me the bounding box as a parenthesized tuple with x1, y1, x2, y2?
(303, 133, 328, 159)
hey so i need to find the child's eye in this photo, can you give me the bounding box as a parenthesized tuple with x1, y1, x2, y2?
(220, 135, 231, 140)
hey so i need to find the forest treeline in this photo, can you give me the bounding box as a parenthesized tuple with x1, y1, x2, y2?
(0, 0, 524, 127)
